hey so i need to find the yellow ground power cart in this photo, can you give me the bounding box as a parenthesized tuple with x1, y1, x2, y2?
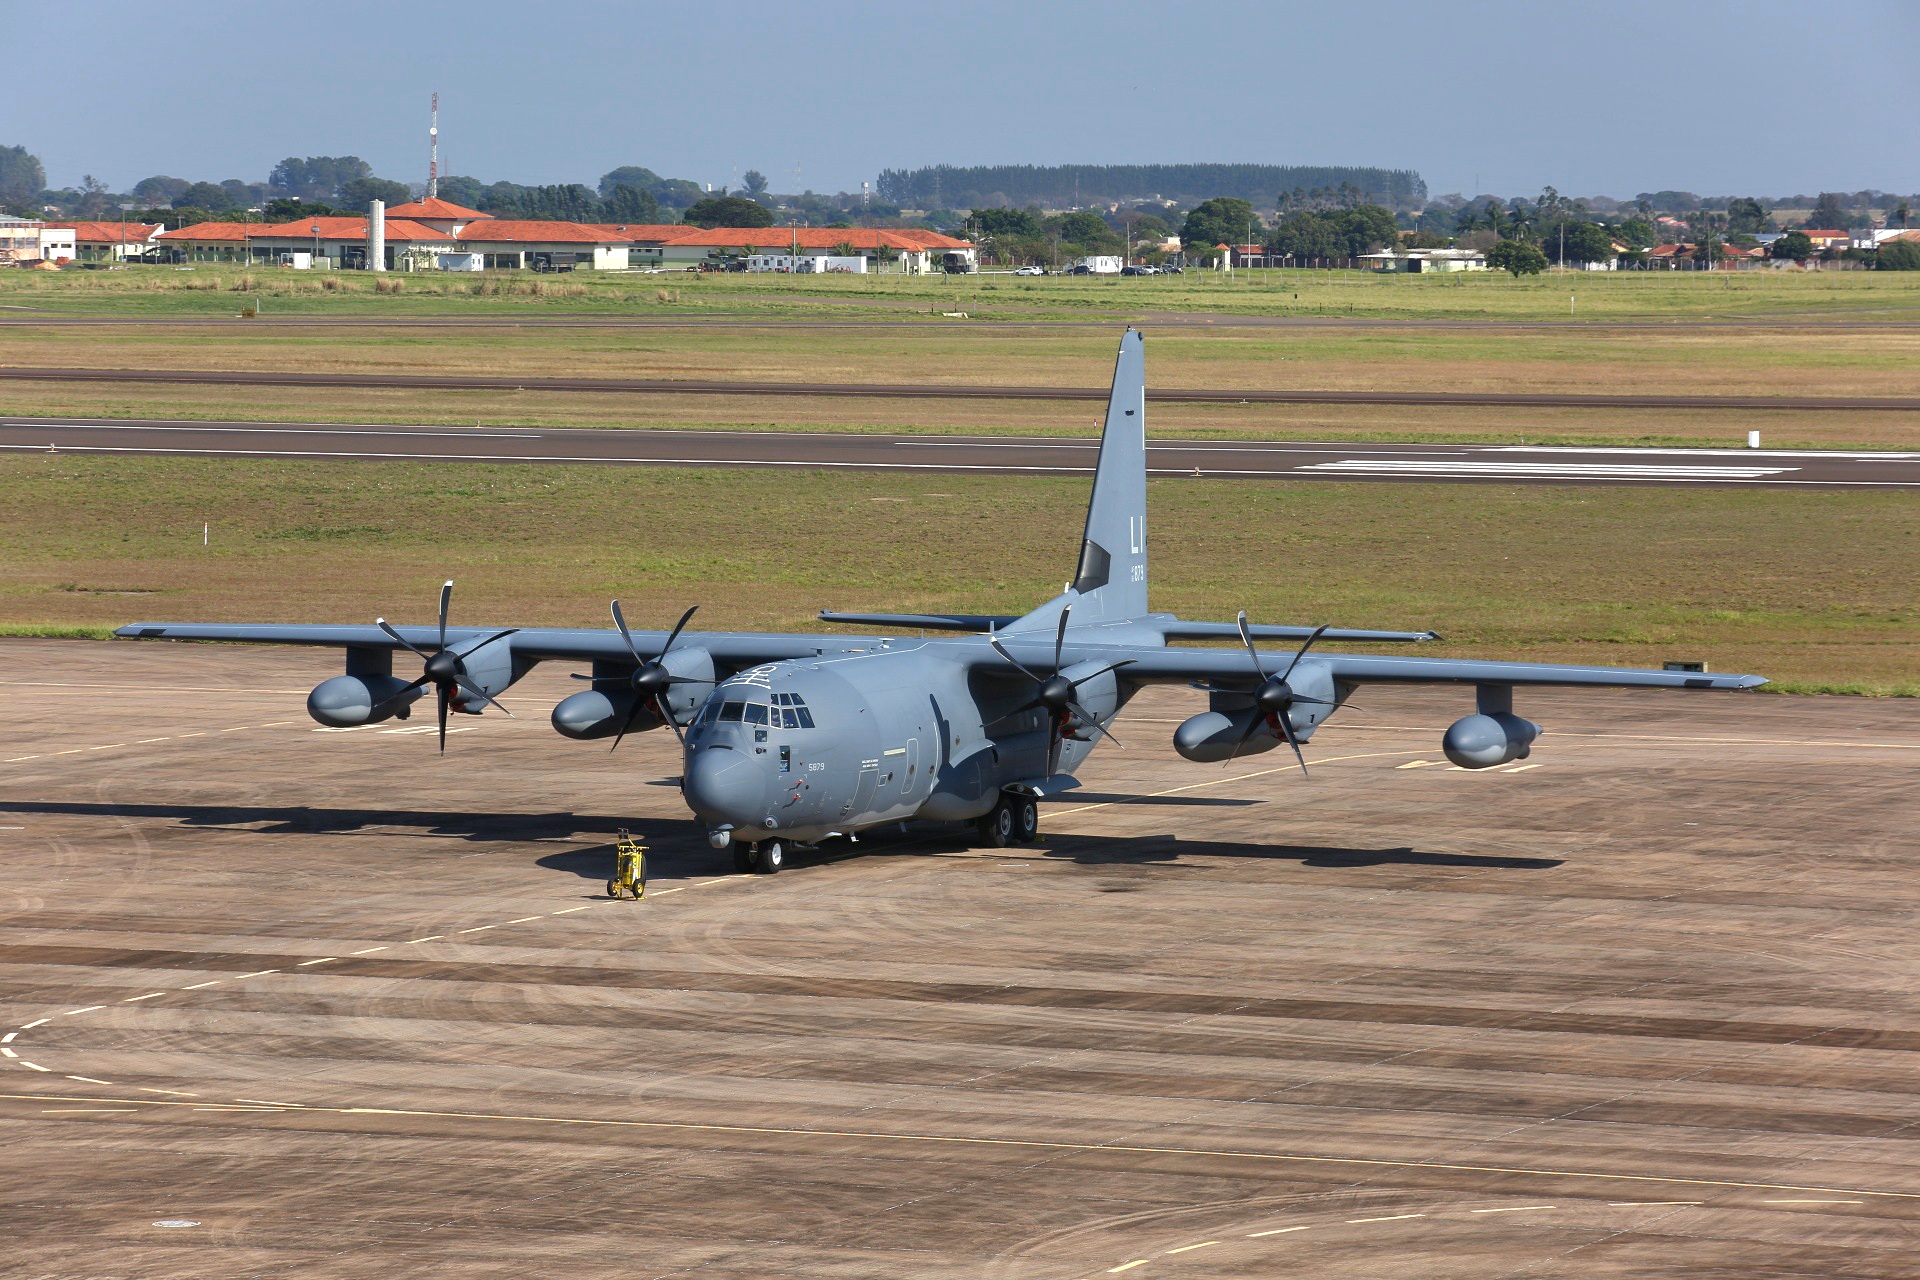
(607, 830, 647, 899)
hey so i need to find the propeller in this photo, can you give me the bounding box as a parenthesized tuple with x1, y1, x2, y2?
(375, 580, 518, 754)
(987, 604, 1133, 775)
(1227, 612, 1333, 775)
(570, 602, 703, 752)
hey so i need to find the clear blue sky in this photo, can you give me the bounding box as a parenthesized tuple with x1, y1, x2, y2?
(14, 0, 1917, 200)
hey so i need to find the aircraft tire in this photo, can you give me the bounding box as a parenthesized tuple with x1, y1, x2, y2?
(755, 840, 785, 874)
(977, 801, 1016, 848)
(731, 845, 753, 874)
(1012, 797, 1039, 844)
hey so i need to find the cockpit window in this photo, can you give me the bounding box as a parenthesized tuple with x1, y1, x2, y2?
(743, 703, 769, 726)
(718, 701, 745, 723)
(700, 689, 811, 730)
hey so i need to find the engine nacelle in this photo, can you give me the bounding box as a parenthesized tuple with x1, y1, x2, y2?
(551, 687, 648, 740)
(1442, 712, 1540, 769)
(1173, 708, 1278, 763)
(307, 674, 422, 727)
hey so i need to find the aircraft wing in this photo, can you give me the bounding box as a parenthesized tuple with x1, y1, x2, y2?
(114, 622, 881, 667)
(1013, 640, 1767, 691)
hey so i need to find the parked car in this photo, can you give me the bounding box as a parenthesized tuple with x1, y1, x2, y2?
(1120, 265, 1159, 276)
(1014, 265, 1046, 276)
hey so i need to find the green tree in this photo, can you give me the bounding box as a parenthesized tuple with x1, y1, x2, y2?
(598, 166, 660, 197)
(1488, 239, 1548, 276)
(1877, 240, 1920, 271)
(132, 174, 189, 204)
(261, 197, 337, 222)
(1265, 211, 1340, 259)
(1180, 197, 1257, 250)
(1335, 204, 1398, 255)
(1052, 210, 1113, 242)
(742, 170, 769, 197)
(173, 181, 236, 210)
(0, 144, 46, 207)
(1725, 197, 1771, 234)
(1616, 217, 1655, 248)
(970, 206, 1041, 238)
(1805, 192, 1849, 229)
(681, 195, 775, 228)
(1893, 200, 1912, 230)
(599, 184, 661, 223)
(268, 155, 372, 202)
(1539, 220, 1614, 264)
(1770, 230, 1814, 262)
(337, 177, 412, 211)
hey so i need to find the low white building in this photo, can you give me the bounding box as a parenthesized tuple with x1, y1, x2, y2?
(0, 218, 76, 264)
(745, 254, 867, 273)
(1358, 248, 1489, 273)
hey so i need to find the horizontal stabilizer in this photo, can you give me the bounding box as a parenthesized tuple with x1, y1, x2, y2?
(819, 611, 1018, 633)
(1163, 621, 1439, 644)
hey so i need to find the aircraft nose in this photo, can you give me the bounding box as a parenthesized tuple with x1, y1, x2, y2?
(683, 747, 770, 826)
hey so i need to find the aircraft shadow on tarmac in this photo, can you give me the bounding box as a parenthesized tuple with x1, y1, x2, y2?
(1, 800, 1563, 876)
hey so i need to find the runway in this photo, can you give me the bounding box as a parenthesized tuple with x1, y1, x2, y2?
(5, 363, 1920, 412)
(5, 414, 1918, 488)
(4, 638, 1919, 1276)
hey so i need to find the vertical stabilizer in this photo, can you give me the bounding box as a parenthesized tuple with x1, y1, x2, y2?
(1008, 330, 1148, 631)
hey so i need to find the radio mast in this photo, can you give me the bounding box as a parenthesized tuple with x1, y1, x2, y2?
(428, 92, 440, 199)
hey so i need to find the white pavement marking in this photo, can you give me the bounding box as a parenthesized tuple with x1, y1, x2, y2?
(1248, 1226, 1311, 1237)
(1349, 1214, 1426, 1222)
(1165, 1241, 1219, 1253)
(1471, 1206, 1556, 1213)
(1305, 460, 1794, 479)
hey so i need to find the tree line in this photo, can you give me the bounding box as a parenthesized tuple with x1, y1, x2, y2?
(879, 163, 1428, 213)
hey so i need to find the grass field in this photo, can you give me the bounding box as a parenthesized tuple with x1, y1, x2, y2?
(4, 456, 1913, 695)
(4, 308, 1917, 449)
(5, 261, 1920, 321)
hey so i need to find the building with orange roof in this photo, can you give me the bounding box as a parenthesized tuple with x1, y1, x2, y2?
(651, 225, 975, 273)
(152, 221, 261, 263)
(451, 219, 637, 270)
(382, 197, 488, 235)
(48, 221, 165, 261)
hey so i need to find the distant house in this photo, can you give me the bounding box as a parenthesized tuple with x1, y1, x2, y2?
(651, 226, 976, 273)
(1646, 242, 1764, 270)
(245, 216, 455, 269)
(49, 221, 164, 261)
(1358, 247, 1488, 273)
(0, 217, 76, 264)
(450, 220, 634, 271)
(152, 221, 262, 263)
(1799, 229, 1851, 252)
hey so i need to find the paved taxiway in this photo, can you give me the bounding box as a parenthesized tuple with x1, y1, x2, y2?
(6, 362, 1919, 412)
(4, 638, 1920, 1276)
(6, 415, 1918, 488)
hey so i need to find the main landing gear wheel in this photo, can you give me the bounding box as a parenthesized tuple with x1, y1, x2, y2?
(1012, 796, 1039, 844)
(753, 840, 785, 875)
(977, 800, 1017, 848)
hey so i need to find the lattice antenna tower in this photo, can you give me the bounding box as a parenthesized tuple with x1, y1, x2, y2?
(428, 92, 440, 199)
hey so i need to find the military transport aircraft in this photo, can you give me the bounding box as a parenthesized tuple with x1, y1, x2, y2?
(117, 330, 1765, 873)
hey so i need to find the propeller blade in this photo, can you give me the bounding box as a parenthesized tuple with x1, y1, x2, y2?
(1053, 606, 1071, 671)
(437, 580, 453, 650)
(1067, 658, 1136, 689)
(1276, 712, 1310, 778)
(660, 603, 699, 654)
(654, 693, 686, 747)
(436, 684, 450, 754)
(1224, 710, 1265, 765)
(376, 618, 431, 662)
(1046, 718, 1063, 777)
(463, 626, 519, 657)
(1236, 609, 1266, 679)
(988, 633, 1045, 685)
(608, 690, 649, 753)
(1067, 701, 1122, 748)
(369, 675, 431, 710)
(609, 599, 643, 664)
(1279, 623, 1331, 683)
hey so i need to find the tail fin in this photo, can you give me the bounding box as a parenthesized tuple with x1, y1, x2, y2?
(1009, 329, 1148, 631)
